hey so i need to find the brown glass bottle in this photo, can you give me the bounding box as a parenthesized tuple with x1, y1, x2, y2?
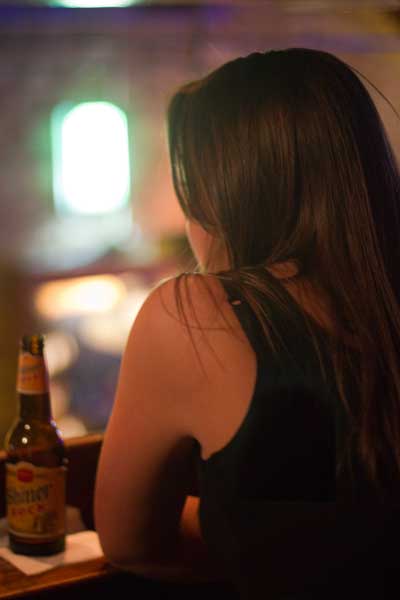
(5, 334, 67, 556)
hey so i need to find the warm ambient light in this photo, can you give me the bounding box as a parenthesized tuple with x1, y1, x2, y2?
(52, 101, 131, 215)
(35, 275, 127, 320)
(78, 287, 149, 355)
(44, 330, 80, 376)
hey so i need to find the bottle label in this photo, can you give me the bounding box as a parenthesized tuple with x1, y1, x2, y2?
(17, 352, 49, 395)
(6, 462, 66, 542)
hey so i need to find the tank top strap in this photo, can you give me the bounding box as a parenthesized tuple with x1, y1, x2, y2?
(218, 276, 326, 369)
(219, 278, 268, 356)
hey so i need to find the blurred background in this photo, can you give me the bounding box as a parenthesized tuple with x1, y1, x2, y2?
(0, 0, 399, 447)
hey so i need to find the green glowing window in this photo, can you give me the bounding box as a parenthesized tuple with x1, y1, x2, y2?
(52, 101, 131, 215)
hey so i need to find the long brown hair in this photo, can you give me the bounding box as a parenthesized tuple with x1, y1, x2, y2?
(167, 48, 400, 503)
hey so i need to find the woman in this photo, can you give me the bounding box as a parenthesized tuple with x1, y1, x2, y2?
(95, 48, 400, 598)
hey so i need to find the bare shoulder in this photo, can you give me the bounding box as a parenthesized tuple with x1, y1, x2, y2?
(121, 273, 257, 456)
(135, 273, 236, 334)
(127, 273, 247, 384)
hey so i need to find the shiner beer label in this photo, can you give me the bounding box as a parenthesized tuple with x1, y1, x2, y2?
(16, 352, 49, 395)
(6, 462, 66, 541)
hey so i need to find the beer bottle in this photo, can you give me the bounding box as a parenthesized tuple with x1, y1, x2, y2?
(5, 334, 67, 555)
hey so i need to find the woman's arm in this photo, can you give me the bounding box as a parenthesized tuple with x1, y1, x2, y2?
(94, 278, 225, 583)
(113, 495, 223, 583)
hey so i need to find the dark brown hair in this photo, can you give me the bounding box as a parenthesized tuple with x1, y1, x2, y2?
(167, 48, 400, 503)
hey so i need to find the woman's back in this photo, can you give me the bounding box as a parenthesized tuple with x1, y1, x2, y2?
(191, 266, 350, 465)
(185, 274, 400, 599)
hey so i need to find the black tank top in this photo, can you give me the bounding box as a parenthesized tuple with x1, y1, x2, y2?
(196, 280, 399, 599)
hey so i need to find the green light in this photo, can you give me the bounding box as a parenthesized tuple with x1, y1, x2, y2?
(50, 1, 137, 6)
(52, 102, 131, 215)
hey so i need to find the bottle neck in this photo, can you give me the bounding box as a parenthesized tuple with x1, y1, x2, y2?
(16, 349, 51, 421)
(18, 393, 52, 421)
